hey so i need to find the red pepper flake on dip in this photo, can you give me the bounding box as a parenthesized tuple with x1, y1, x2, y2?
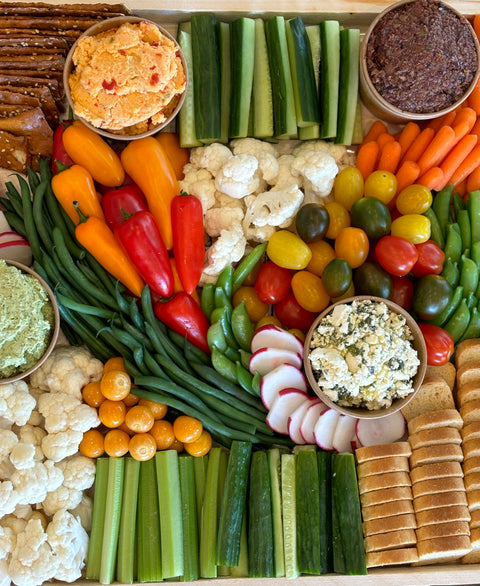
(365, 0, 479, 114)
(68, 20, 186, 135)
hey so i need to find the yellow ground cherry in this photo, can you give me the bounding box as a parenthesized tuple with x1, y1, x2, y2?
(138, 398, 168, 420)
(123, 392, 139, 408)
(124, 405, 154, 433)
(324, 201, 351, 239)
(82, 381, 105, 408)
(103, 356, 127, 374)
(334, 227, 370, 269)
(150, 419, 175, 450)
(79, 429, 104, 458)
(129, 433, 157, 461)
(100, 369, 131, 401)
(170, 437, 185, 453)
(98, 399, 126, 428)
(104, 428, 130, 457)
(184, 430, 213, 457)
(173, 415, 203, 443)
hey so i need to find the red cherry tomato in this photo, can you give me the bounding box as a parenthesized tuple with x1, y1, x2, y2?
(273, 292, 317, 332)
(389, 276, 414, 311)
(375, 235, 419, 277)
(411, 240, 445, 278)
(254, 260, 293, 304)
(418, 323, 454, 366)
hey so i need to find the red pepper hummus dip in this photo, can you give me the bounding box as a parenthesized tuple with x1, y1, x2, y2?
(365, 0, 479, 114)
(68, 20, 186, 135)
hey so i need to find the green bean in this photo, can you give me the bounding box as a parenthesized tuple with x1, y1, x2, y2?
(143, 322, 170, 359)
(84, 252, 119, 298)
(123, 358, 143, 379)
(32, 180, 54, 253)
(128, 297, 146, 332)
(3, 211, 28, 238)
(133, 347, 150, 376)
(27, 167, 40, 192)
(56, 292, 118, 320)
(141, 347, 170, 380)
(114, 281, 132, 315)
(19, 175, 43, 261)
(119, 315, 154, 351)
(232, 241, 267, 293)
(58, 305, 113, 362)
(4, 181, 24, 217)
(77, 261, 111, 296)
(183, 338, 211, 365)
(0, 195, 18, 215)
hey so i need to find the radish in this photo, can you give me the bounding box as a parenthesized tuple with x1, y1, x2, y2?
(350, 430, 363, 452)
(260, 363, 308, 409)
(314, 408, 341, 451)
(251, 324, 304, 355)
(300, 399, 328, 444)
(355, 411, 407, 447)
(249, 346, 302, 377)
(0, 231, 32, 265)
(0, 212, 11, 233)
(266, 388, 309, 434)
(287, 397, 317, 444)
(332, 414, 357, 453)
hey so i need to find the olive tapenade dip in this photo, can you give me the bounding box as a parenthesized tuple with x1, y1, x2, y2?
(365, 0, 479, 114)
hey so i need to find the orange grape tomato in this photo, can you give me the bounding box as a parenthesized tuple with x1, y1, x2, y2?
(173, 415, 203, 444)
(150, 419, 175, 450)
(129, 432, 157, 461)
(138, 398, 168, 420)
(306, 240, 336, 277)
(79, 429, 104, 458)
(155, 132, 190, 180)
(232, 286, 269, 323)
(123, 392, 139, 408)
(324, 201, 351, 239)
(82, 381, 105, 408)
(124, 405, 155, 433)
(184, 430, 212, 457)
(104, 428, 130, 457)
(103, 356, 127, 374)
(100, 369, 131, 401)
(98, 399, 126, 428)
(290, 271, 330, 313)
(334, 227, 370, 269)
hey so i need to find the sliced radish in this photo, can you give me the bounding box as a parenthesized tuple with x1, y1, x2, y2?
(355, 411, 406, 447)
(332, 414, 357, 453)
(314, 408, 341, 451)
(350, 431, 363, 451)
(266, 388, 309, 435)
(300, 399, 328, 444)
(249, 346, 302, 377)
(0, 212, 10, 233)
(251, 324, 304, 355)
(260, 363, 307, 410)
(287, 397, 317, 445)
(0, 231, 32, 265)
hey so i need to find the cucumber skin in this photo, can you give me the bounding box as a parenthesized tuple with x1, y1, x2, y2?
(336, 28, 360, 146)
(319, 20, 341, 139)
(317, 450, 333, 574)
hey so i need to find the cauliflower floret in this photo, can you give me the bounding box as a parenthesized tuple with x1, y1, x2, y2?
(270, 154, 301, 189)
(0, 430, 18, 460)
(0, 382, 36, 427)
(10, 462, 55, 506)
(201, 224, 247, 284)
(57, 455, 96, 492)
(71, 494, 93, 533)
(41, 430, 83, 463)
(292, 139, 347, 164)
(46, 510, 89, 583)
(291, 149, 338, 199)
(230, 138, 280, 184)
(0, 482, 20, 518)
(179, 164, 217, 212)
(204, 206, 244, 238)
(41, 486, 83, 519)
(189, 143, 233, 176)
(215, 154, 259, 199)
(244, 185, 304, 229)
(9, 444, 35, 471)
(241, 196, 277, 243)
(15, 425, 46, 463)
(29, 346, 103, 401)
(211, 191, 245, 210)
(0, 525, 15, 561)
(37, 393, 99, 435)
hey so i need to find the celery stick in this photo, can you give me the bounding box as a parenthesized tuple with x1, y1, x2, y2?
(193, 454, 208, 528)
(229, 515, 248, 577)
(116, 457, 140, 584)
(137, 459, 162, 582)
(155, 450, 184, 579)
(100, 457, 125, 585)
(281, 453, 299, 579)
(86, 457, 109, 580)
(268, 448, 285, 577)
(179, 455, 199, 582)
(200, 447, 222, 578)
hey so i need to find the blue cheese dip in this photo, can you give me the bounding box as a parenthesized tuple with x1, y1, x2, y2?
(308, 299, 420, 410)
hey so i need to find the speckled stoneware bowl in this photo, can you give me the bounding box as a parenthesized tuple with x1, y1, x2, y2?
(64, 15, 187, 140)
(359, 0, 480, 123)
(0, 261, 59, 384)
(303, 296, 427, 419)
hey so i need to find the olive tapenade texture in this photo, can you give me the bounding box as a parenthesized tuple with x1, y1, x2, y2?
(366, 0, 478, 113)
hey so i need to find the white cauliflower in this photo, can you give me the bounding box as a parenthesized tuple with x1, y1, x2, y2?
(71, 494, 93, 533)
(0, 483, 20, 518)
(41, 430, 83, 463)
(46, 510, 89, 582)
(215, 154, 260, 198)
(230, 138, 280, 183)
(211, 191, 245, 210)
(9, 445, 35, 471)
(292, 139, 348, 165)
(29, 345, 103, 401)
(291, 148, 338, 199)
(179, 164, 217, 212)
(37, 393, 99, 435)
(204, 206, 245, 238)
(243, 185, 304, 229)
(0, 431, 18, 461)
(15, 426, 45, 463)
(241, 197, 277, 242)
(0, 382, 35, 427)
(57, 455, 96, 492)
(41, 486, 84, 519)
(271, 154, 301, 189)
(201, 224, 247, 284)
(189, 142, 233, 176)
(10, 461, 61, 506)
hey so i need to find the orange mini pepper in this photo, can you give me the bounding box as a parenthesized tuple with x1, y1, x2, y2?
(51, 164, 105, 225)
(120, 137, 179, 250)
(62, 120, 125, 187)
(155, 132, 190, 180)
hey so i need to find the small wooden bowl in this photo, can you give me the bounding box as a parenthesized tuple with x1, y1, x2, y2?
(303, 296, 427, 419)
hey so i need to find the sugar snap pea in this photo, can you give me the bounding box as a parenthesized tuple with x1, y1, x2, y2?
(459, 255, 479, 297)
(215, 265, 234, 299)
(207, 321, 228, 353)
(232, 241, 267, 293)
(211, 345, 237, 384)
(200, 283, 215, 321)
(457, 209, 472, 252)
(440, 258, 459, 288)
(444, 223, 463, 262)
(444, 298, 471, 343)
(468, 190, 480, 245)
(231, 301, 254, 352)
(423, 208, 444, 249)
(432, 184, 453, 238)
(236, 361, 256, 396)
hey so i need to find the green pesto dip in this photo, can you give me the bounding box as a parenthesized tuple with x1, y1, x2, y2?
(0, 260, 54, 378)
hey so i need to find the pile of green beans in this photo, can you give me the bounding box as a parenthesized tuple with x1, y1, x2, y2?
(0, 159, 291, 449)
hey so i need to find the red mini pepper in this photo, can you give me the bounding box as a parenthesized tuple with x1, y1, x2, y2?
(171, 193, 205, 294)
(114, 210, 174, 298)
(51, 121, 74, 175)
(154, 291, 210, 354)
(102, 184, 148, 230)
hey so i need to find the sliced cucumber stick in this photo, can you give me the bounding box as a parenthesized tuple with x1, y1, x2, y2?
(230, 17, 256, 138)
(319, 20, 340, 139)
(217, 21, 232, 143)
(252, 18, 274, 138)
(336, 27, 361, 145)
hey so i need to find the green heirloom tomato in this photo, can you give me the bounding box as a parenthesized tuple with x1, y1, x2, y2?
(353, 261, 393, 298)
(350, 196, 392, 241)
(295, 203, 330, 243)
(413, 274, 452, 321)
(321, 258, 352, 298)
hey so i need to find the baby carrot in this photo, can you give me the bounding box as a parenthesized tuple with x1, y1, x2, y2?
(438, 133, 478, 190)
(451, 107, 477, 140)
(466, 164, 480, 193)
(356, 140, 379, 180)
(451, 144, 480, 186)
(397, 122, 421, 158)
(362, 120, 388, 144)
(470, 117, 480, 138)
(401, 127, 435, 164)
(417, 125, 457, 176)
(427, 110, 457, 133)
(395, 160, 420, 194)
(467, 78, 480, 115)
(454, 179, 467, 198)
(377, 140, 402, 174)
(416, 166, 445, 192)
(376, 131, 395, 150)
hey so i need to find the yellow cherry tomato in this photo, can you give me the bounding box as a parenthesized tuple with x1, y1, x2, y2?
(232, 286, 269, 322)
(334, 227, 370, 269)
(395, 184, 433, 215)
(266, 230, 312, 270)
(324, 201, 351, 240)
(390, 214, 431, 244)
(364, 170, 397, 204)
(333, 166, 365, 210)
(256, 315, 283, 329)
(306, 240, 336, 276)
(291, 271, 330, 313)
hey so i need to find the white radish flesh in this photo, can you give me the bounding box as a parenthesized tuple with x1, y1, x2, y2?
(249, 346, 302, 377)
(0, 231, 32, 265)
(260, 363, 308, 410)
(300, 399, 328, 444)
(355, 411, 406, 447)
(266, 388, 309, 435)
(251, 324, 304, 355)
(314, 408, 341, 451)
(332, 414, 357, 453)
(287, 397, 316, 445)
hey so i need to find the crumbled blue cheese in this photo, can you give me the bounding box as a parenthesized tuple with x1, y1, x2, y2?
(308, 299, 420, 410)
